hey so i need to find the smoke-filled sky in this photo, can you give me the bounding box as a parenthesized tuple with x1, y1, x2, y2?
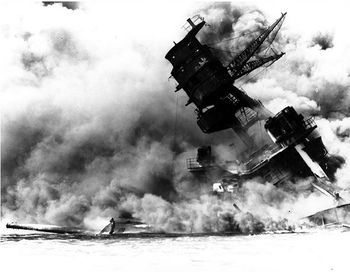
(1, 1, 350, 233)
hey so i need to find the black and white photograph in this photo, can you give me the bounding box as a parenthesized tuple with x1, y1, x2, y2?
(1, 1, 350, 271)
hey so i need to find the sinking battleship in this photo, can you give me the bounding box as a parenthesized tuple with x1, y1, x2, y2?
(165, 13, 350, 227)
(6, 13, 350, 236)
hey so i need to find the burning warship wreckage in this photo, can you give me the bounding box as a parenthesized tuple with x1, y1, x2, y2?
(164, 12, 350, 229)
(3, 4, 350, 236)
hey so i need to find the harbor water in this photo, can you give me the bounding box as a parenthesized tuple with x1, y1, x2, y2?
(1, 229, 349, 272)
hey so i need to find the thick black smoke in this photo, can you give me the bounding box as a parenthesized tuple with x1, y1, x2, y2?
(2, 2, 350, 233)
(43, 2, 80, 11)
(311, 32, 334, 50)
(195, 3, 269, 65)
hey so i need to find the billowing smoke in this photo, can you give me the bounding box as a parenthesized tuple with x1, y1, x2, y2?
(311, 32, 334, 50)
(196, 3, 270, 65)
(1, 2, 246, 232)
(2, 2, 350, 234)
(0, 2, 202, 228)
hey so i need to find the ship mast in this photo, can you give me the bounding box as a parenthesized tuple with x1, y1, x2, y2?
(231, 53, 284, 80)
(165, 13, 286, 159)
(226, 12, 286, 81)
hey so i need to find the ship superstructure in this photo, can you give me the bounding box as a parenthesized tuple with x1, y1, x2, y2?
(165, 13, 343, 203)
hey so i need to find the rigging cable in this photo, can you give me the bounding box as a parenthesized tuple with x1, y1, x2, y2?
(203, 29, 263, 46)
(207, 46, 236, 55)
(237, 65, 270, 87)
(172, 92, 179, 177)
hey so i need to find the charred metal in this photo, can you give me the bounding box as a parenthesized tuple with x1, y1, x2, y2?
(165, 13, 345, 221)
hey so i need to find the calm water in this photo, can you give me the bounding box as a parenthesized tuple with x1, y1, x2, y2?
(1, 230, 349, 272)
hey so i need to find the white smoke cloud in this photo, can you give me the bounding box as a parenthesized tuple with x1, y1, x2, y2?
(0, 2, 199, 226)
(2, 1, 350, 234)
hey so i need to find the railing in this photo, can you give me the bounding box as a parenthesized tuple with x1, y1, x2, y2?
(186, 143, 282, 174)
(235, 107, 258, 127)
(186, 158, 203, 170)
(243, 144, 282, 172)
(182, 15, 204, 32)
(186, 158, 214, 171)
(224, 93, 239, 105)
(303, 117, 317, 130)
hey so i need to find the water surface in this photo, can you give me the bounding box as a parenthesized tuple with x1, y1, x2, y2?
(1, 230, 349, 272)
